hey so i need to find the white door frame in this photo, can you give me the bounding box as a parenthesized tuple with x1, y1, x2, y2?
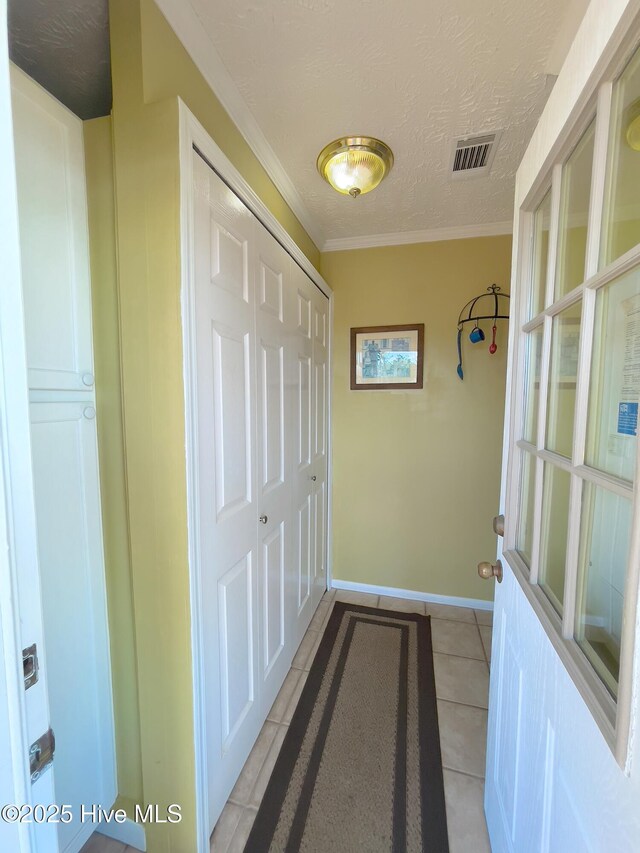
(0, 4, 57, 851)
(177, 99, 333, 852)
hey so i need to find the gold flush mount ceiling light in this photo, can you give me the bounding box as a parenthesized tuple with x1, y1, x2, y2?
(316, 136, 394, 198)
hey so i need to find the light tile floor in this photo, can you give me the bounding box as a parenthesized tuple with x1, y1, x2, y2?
(212, 589, 493, 853)
(81, 590, 493, 853)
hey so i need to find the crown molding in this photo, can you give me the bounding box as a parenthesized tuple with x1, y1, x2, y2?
(153, 0, 325, 249)
(321, 220, 513, 253)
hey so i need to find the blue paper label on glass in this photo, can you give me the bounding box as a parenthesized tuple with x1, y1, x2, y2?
(618, 402, 638, 436)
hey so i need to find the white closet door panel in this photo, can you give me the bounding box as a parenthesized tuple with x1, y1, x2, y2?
(192, 153, 261, 828)
(255, 225, 292, 713)
(290, 265, 318, 642)
(29, 402, 115, 853)
(297, 494, 312, 613)
(11, 68, 93, 392)
(311, 292, 329, 602)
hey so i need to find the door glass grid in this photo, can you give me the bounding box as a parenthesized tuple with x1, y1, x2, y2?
(513, 43, 640, 715)
(509, 41, 640, 736)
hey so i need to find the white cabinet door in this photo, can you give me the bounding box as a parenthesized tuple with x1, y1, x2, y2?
(29, 403, 115, 853)
(11, 67, 116, 853)
(0, 29, 58, 853)
(11, 68, 94, 394)
(192, 154, 262, 829)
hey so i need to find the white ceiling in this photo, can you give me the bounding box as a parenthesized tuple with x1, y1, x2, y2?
(161, 0, 588, 249)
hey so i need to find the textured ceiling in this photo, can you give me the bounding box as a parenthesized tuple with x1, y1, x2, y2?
(8, 0, 111, 120)
(186, 0, 577, 245)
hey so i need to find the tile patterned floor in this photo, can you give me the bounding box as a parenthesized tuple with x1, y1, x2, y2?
(81, 590, 493, 853)
(212, 589, 493, 853)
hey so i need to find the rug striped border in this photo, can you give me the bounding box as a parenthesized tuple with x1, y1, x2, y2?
(245, 602, 449, 852)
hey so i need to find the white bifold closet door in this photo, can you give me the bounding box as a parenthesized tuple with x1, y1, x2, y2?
(191, 151, 328, 830)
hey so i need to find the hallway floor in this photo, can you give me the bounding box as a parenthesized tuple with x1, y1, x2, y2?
(81, 589, 493, 853)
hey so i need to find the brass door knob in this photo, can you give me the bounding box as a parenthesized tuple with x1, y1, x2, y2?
(478, 560, 503, 583)
(493, 515, 505, 537)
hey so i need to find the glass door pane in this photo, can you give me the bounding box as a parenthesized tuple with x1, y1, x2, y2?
(516, 450, 537, 567)
(546, 302, 582, 458)
(522, 326, 543, 444)
(529, 190, 552, 319)
(601, 45, 640, 267)
(539, 463, 571, 614)
(555, 122, 595, 298)
(576, 484, 632, 698)
(586, 265, 640, 481)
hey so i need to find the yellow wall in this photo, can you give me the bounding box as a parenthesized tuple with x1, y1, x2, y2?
(103, 0, 320, 848)
(83, 116, 143, 809)
(321, 236, 512, 602)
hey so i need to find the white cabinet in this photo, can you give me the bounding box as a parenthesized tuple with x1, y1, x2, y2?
(11, 67, 116, 853)
(189, 151, 329, 830)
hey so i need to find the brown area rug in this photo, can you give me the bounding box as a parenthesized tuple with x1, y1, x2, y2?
(245, 602, 449, 852)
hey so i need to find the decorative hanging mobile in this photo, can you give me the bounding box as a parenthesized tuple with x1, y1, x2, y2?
(456, 284, 510, 380)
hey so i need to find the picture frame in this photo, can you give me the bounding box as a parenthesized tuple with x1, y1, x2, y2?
(350, 324, 425, 390)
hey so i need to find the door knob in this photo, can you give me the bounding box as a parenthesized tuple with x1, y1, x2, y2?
(478, 560, 503, 583)
(493, 515, 505, 537)
(259, 515, 268, 524)
(310, 475, 317, 481)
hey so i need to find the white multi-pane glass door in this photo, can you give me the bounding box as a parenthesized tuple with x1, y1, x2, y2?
(507, 38, 640, 751)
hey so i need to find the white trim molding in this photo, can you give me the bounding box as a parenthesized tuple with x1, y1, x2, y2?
(331, 579, 494, 612)
(153, 0, 324, 250)
(321, 220, 513, 253)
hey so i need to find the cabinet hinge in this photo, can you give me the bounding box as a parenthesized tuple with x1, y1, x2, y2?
(30, 728, 55, 782)
(22, 643, 38, 690)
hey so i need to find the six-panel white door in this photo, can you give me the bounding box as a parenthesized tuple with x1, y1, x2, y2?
(191, 151, 329, 830)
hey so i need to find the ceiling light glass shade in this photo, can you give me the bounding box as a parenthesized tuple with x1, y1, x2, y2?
(317, 137, 394, 198)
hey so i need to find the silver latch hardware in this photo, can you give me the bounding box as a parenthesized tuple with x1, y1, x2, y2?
(30, 728, 55, 782)
(22, 644, 38, 690)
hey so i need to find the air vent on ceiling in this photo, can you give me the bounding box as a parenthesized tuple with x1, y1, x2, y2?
(450, 132, 501, 179)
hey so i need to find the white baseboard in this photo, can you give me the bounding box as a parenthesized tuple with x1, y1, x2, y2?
(96, 818, 146, 851)
(330, 579, 494, 611)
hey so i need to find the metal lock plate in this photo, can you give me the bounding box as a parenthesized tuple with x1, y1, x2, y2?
(30, 728, 55, 782)
(22, 644, 38, 690)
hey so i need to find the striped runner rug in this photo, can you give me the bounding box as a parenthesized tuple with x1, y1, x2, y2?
(245, 602, 449, 852)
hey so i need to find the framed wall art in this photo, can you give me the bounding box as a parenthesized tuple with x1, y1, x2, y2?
(350, 324, 425, 390)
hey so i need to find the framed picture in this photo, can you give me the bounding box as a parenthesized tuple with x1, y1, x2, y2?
(350, 324, 425, 390)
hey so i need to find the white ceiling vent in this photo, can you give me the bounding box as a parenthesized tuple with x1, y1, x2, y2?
(450, 132, 501, 179)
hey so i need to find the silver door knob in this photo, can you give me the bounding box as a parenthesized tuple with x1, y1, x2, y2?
(259, 515, 268, 524)
(310, 475, 317, 481)
(493, 515, 505, 537)
(478, 560, 503, 583)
